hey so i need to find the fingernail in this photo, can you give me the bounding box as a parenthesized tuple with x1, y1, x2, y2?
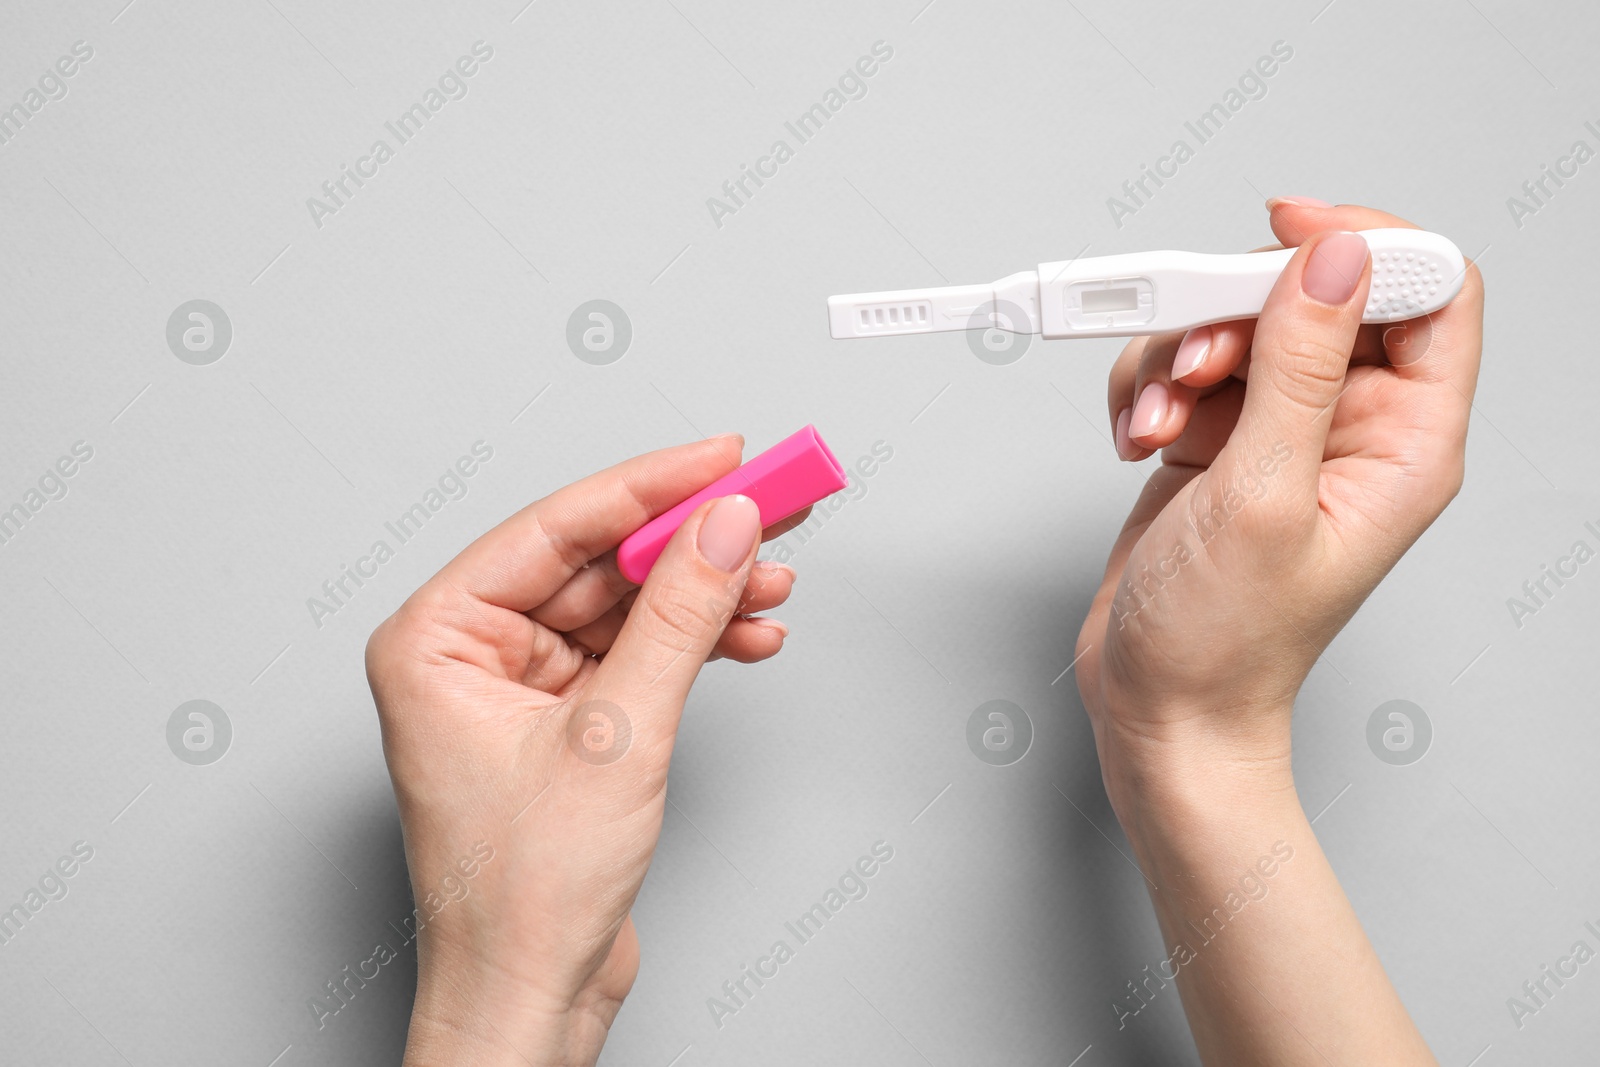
(1301, 231, 1368, 305)
(1130, 381, 1169, 440)
(752, 560, 795, 584)
(1171, 326, 1212, 380)
(1114, 408, 1134, 460)
(1267, 196, 1332, 209)
(746, 617, 789, 638)
(698, 495, 761, 572)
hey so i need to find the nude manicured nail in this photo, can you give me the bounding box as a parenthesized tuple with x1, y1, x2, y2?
(1130, 381, 1169, 439)
(746, 618, 789, 637)
(1114, 408, 1135, 460)
(753, 560, 795, 583)
(698, 495, 760, 572)
(1267, 196, 1332, 209)
(1301, 231, 1368, 305)
(1171, 326, 1212, 380)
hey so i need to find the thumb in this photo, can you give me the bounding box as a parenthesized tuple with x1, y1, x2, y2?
(1220, 229, 1371, 497)
(586, 494, 761, 732)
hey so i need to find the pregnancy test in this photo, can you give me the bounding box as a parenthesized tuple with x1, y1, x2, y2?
(827, 228, 1465, 340)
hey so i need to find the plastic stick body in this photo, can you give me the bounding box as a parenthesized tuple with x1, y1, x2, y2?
(827, 229, 1466, 340)
(617, 426, 849, 585)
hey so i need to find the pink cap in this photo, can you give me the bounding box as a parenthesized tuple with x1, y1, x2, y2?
(617, 425, 849, 584)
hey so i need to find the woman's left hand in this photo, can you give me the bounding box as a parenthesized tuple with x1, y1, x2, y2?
(366, 434, 800, 1066)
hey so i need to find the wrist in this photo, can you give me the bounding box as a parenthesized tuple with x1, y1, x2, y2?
(1090, 708, 1298, 841)
(404, 965, 617, 1067)
(1094, 715, 1311, 918)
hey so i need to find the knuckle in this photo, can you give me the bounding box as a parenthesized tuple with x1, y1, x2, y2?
(639, 582, 729, 645)
(528, 510, 593, 575)
(1137, 330, 1181, 374)
(1262, 326, 1350, 407)
(1376, 443, 1465, 532)
(1434, 453, 1467, 509)
(1407, 433, 1468, 513)
(365, 588, 447, 685)
(363, 618, 393, 678)
(366, 606, 417, 677)
(364, 615, 411, 722)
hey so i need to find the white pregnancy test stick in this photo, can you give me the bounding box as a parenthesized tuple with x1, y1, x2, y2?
(827, 229, 1465, 340)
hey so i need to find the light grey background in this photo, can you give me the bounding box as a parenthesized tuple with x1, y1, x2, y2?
(1, 0, 1596, 1063)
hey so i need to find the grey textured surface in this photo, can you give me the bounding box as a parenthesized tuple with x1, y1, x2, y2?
(1, 0, 1597, 1064)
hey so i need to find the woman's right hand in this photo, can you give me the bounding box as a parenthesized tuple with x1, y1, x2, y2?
(1076, 200, 1484, 795)
(1070, 199, 1479, 1066)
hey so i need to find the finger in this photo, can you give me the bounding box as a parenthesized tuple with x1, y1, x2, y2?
(390, 575, 589, 690)
(1114, 408, 1154, 462)
(710, 617, 789, 663)
(563, 561, 796, 656)
(1107, 338, 1156, 461)
(762, 506, 813, 540)
(1266, 198, 1416, 250)
(1220, 229, 1371, 499)
(530, 516, 805, 633)
(740, 560, 797, 613)
(1159, 380, 1247, 470)
(1377, 258, 1484, 392)
(519, 619, 592, 693)
(434, 434, 745, 613)
(586, 494, 762, 747)
(1380, 252, 1483, 359)
(1127, 320, 1260, 450)
(528, 556, 636, 637)
(1170, 319, 1256, 388)
(1124, 333, 1192, 450)
(1270, 198, 1484, 391)
(1394, 255, 1484, 411)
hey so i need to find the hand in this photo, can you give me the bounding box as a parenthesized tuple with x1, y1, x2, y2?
(1072, 200, 1479, 1065)
(365, 434, 802, 1066)
(1077, 201, 1484, 798)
